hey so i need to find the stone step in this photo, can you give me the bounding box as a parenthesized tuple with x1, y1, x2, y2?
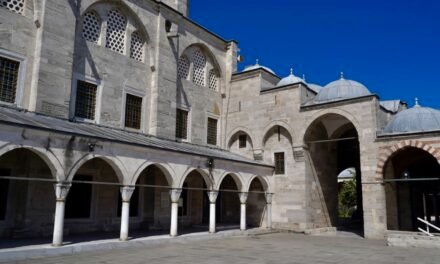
(387, 230, 440, 249)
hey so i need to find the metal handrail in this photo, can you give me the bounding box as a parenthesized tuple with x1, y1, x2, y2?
(417, 217, 440, 237)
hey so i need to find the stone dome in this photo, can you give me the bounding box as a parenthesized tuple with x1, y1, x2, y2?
(277, 69, 305, 87)
(242, 59, 276, 75)
(314, 73, 371, 103)
(383, 100, 440, 134)
(307, 83, 323, 93)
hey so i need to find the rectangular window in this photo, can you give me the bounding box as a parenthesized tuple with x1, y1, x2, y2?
(124, 94, 142, 129)
(207, 117, 218, 145)
(75, 80, 97, 120)
(65, 175, 92, 219)
(0, 169, 10, 220)
(238, 134, 247, 148)
(175, 109, 188, 140)
(0, 57, 20, 103)
(274, 152, 285, 174)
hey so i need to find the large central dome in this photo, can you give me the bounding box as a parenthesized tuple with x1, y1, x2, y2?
(314, 73, 371, 103)
(383, 102, 440, 134)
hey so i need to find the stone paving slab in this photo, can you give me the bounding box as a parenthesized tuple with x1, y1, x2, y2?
(4, 232, 440, 264)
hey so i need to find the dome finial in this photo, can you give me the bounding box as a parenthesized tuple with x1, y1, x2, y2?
(290, 68, 294, 75)
(340, 72, 344, 79)
(255, 59, 259, 66)
(302, 74, 306, 82)
(415, 97, 420, 107)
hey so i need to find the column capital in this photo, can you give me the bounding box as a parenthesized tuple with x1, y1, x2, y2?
(169, 189, 182, 203)
(265, 192, 274, 204)
(120, 186, 136, 202)
(238, 192, 248, 204)
(54, 183, 71, 201)
(207, 190, 219, 204)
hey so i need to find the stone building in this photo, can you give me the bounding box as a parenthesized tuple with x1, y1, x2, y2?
(0, 0, 439, 247)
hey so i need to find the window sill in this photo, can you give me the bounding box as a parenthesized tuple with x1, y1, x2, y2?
(74, 117, 97, 124)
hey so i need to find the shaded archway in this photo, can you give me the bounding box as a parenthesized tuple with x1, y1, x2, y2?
(179, 170, 212, 231)
(384, 147, 440, 232)
(227, 131, 254, 160)
(304, 113, 363, 234)
(217, 175, 240, 228)
(128, 164, 173, 234)
(64, 157, 122, 237)
(247, 177, 268, 228)
(0, 148, 56, 239)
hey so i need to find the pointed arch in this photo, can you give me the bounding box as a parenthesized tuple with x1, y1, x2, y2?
(215, 172, 244, 192)
(0, 144, 64, 181)
(178, 168, 212, 189)
(261, 120, 294, 147)
(227, 126, 257, 149)
(130, 161, 175, 186)
(180, 43, 223, 80)
(66, 154, 127, 183)
(245, 175, 270, 193)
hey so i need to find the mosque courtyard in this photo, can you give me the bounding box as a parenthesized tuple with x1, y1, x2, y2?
(9, 233, 439, 264)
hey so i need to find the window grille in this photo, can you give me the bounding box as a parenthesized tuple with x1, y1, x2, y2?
(75, 80, 97, 120)
(0, 57, 19, 103)
(274, 152, 285, 174)
(1, 0, 24, 15)
(125, 94, 142, 129)
(82, 11, 101, 44)
(192, 49, 206, 86)
(238, 134, 247, 148)
(177, 56, 189, 79)
(105, 9, 126, 54)
(175, 109, 188, 140)
(129, 31, 144, 62)
(208, 69, 219, 91)
(207, 117, 217, 145)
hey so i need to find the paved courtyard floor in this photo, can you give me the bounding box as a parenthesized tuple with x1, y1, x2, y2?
(10, 233, 440, 264)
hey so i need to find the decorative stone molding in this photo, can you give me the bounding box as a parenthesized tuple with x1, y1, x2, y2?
(169, 189, 182, 203)
(376, 140, 440, 180)
(238, 192, 248, 204)
(207, 191, 219, 204)
(253, 149, 264, 161)
(54, 183, 71, 201)
(265, 192, 273, 204)
(120, 186, 135, 202)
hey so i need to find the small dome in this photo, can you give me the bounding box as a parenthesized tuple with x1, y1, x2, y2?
(315, 73, 371, 103)
(307, 83, 323, 93)
(243, 59, 276, 75)
(383, 99, 440, 134)
(276, 68, 305, 87)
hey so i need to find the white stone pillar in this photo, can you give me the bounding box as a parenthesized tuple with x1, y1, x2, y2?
(169, 189, 182, 237)
(52, 183, 71, 247)
(265, 193, 273, 229)
(238, 192, 248, 231)
(208, 191, 219, 233)
(120, 186, 135, 241)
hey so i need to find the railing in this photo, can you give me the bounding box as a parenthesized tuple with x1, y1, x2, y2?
(417, 217, 440, 237)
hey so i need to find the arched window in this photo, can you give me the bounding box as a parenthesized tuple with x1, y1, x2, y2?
(105, 9, 127, 54)
(192, 49, 206, 86)
(177, 55, 189, 79)
(1, 0, 24, 15)
(209, 69, 219, 91)
(129, 31, 144, 62)
(82, 11, 101, 44)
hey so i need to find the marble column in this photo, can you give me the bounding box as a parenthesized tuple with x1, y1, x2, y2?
(52, 183, 71, 247)
(208, 191, 219, 233)
(120, 186, 135, 241)
(265, 192, 273, 229)
(238, 192, 248, 231)
(169, 189, 182, 237)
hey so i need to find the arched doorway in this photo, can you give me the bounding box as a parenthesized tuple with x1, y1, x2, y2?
(0, 148, 55, 239)
(65, 158, 121, 237)
(247, 177, 267, 228)
(384, 147, 440, 232)
(179, 170, 211, 232)
(217, 175, 240, 229)
(304, 113, 363, 234)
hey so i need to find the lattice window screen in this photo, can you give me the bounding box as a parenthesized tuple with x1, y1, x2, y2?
(0, 57, 19, 103)
(1, 0, 25, 15)
(82, 11, 101, 44)
(192, 49, 206, 86)
(129, 31, 144, 62)
(105, 9, 127, 54)
(177, 56, 189, 79)
(209, 69, 219, 91)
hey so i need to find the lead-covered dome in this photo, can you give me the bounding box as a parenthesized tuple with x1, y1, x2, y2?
(277, 68, 305, 87)
(314, 73, 371, 103)
(242, 59, 276, 75)
(383, 100, 440, 134)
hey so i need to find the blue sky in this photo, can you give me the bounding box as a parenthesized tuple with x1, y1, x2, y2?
(190, 0, 440, 108)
